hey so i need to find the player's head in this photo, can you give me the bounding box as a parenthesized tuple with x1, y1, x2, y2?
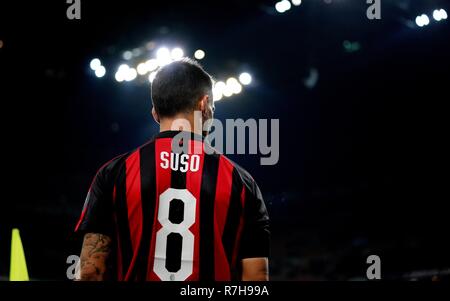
(151, 58, 215, 133)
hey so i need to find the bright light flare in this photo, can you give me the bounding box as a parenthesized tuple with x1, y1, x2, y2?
(415, 14, 430, 27)
(156, 47, 172, 66)
(94, 66, 106, 78)
(433, 9, 448, 21)
(226, 77, 242, 95)
(239, 72, 252, 85)
(146, 59, 159, 72)
(90, 59, 101, 71)
(137, 62, 148, 75)
(123, 51, 133, 60)
(115, 64, 132, 82)
(213, 81, 226, 101)
(125, 68, 137, 82)
(171, 48, 184, 60)
(275, 0, 291, 13)
(194, 49, 205, 60)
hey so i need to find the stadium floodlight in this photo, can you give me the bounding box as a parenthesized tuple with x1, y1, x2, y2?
(123, 51, 133, 60)
(171, 48, 184, 61)
(283, 1, 292, 12)
(132, 48, 142, 57)
(421, 14, 430, 26)
(213, 88, 223, 102)
(115, 72, 124, 82)
(433, 9, 448, 21)
(433, 9, 442, 21)
(239, 72, 252, 85)
(118, 64, 130, 72)
(137, 62, 148, 75)
(90, 58, 101, 71)
(291, 0, 302, 6)
(233, 82, 243, 94)
(226, 77, 242, 95)
(214, 81, 229, 98)
(275, 0, 291, 13)
(115, 64, 130, 82)
(194, 49, 205, 60)
(222, 87, 233, 97)
(146, 59, 159, 72)
(222, 79, 237, 97)
(95, 66, 106, 78)
(156, 47, 172, 66)
(213, 81, 226, 101)
(118, 64, 130, 76)
(275, 2, 284, 13)
(125, 68, 137, 82)
(415, 14, 430, 27)
(215, 81, 226, 93)
(415, 16, 424, 27)
(92, 43, 252, 101)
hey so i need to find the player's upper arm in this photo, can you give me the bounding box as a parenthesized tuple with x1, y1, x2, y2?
(239, 176, 270, 259)
(75, 155, 126, 237)
(77, 233, 113, 281)
(236, 166, 270, 280)
(74, 157, 124, 280)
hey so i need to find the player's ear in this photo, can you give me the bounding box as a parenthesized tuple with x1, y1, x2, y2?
(151, 107, 160, 124)
(199, 95, 209, 111)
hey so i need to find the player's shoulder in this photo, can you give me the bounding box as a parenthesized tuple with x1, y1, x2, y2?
(96, 136, 160, 175)
(203, 142, 257, 187)
(95, 151, 130, 180)
(219, 153, 258, 192)
(97, 138, 159, 175)
(231, 159, 256, 186)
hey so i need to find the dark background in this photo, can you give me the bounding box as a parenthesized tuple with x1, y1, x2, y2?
(0, 0, 449, 280)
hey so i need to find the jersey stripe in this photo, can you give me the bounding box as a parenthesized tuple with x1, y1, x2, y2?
(135, 141, 157, 281)
(114, 160, 133, 279)
(222, 166, 244, 279)
(185, 139, 205, 281)
(147, 138, 172, 280)
(232, 186, 246, 268)
(124, 150, 143, 280)
(75, 153, 129, 232)
(112, 184, 123, 280)
(199, 152, 220, 280)
(213, 155, 234, 280)
(166, 139, 187, 274)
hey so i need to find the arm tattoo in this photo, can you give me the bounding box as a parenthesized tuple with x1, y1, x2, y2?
(78, 233, 113, 281)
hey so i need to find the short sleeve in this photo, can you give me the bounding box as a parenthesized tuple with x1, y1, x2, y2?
(239, 181, 270, 259)
(74, 165, 115, 237)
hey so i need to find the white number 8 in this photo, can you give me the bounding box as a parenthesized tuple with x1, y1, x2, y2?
(153, 188, 196, 281)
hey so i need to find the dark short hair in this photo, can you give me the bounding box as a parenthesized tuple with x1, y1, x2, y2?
(151, 58, 213, 118)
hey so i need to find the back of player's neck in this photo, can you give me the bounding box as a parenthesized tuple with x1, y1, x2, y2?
(159, 114, 202, 136)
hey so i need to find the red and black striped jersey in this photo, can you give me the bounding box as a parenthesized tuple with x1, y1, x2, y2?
(75, 130, 270, 281)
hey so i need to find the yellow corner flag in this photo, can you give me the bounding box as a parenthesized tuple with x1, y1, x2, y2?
(9, 228, 29, 281)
